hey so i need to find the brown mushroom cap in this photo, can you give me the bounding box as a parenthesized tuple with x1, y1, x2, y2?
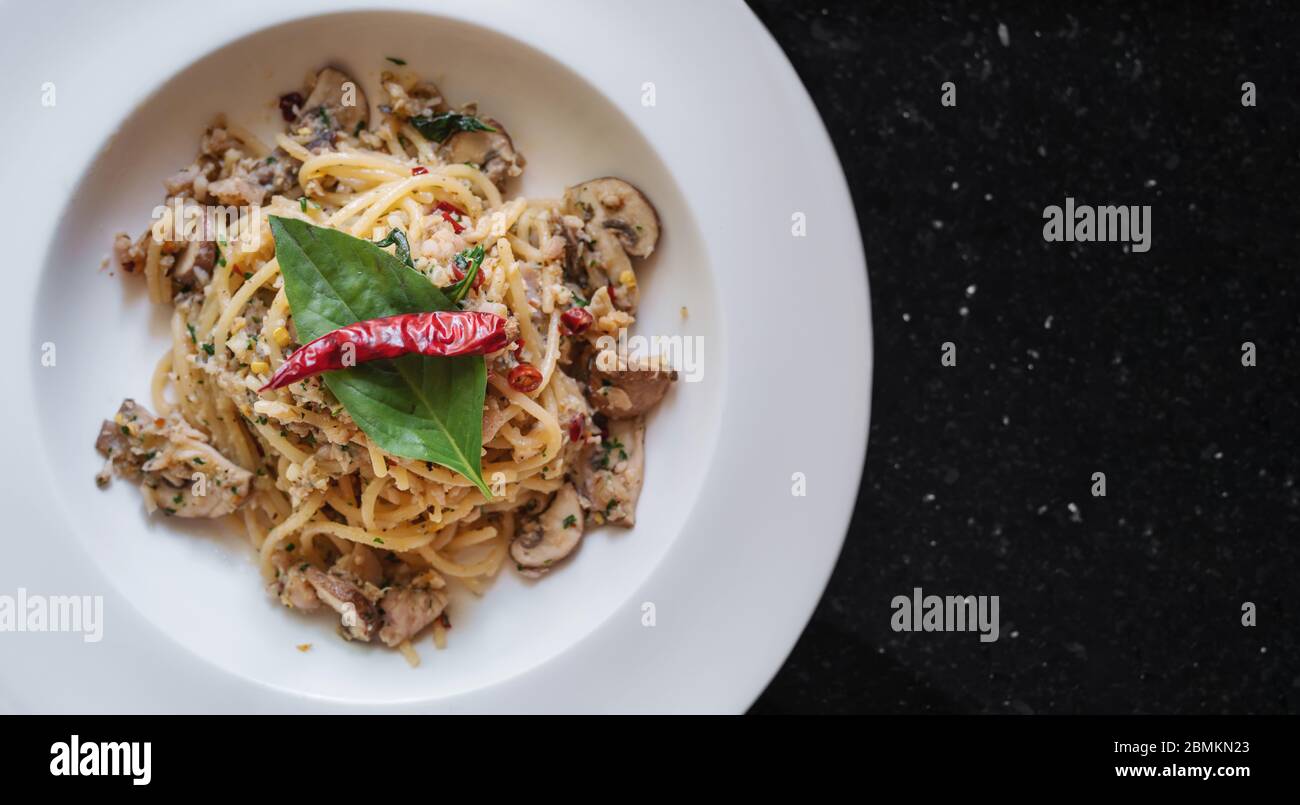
(442, 118, 523, 189)
(587, 355, 677, 419)
(563, 177, 661, 258)
(295, 67, 369, 141)
(511, 483, 585, 574)
(304, 567, 380, 641)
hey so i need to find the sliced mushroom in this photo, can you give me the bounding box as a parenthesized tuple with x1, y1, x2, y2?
(294, 67, 369, 149)
(95, 399, 253, 517)
(579, 416, 646, 527)
(304, 567, 380, 642)
(441, 118, 523, 189)
(587, 354, 677, 419)
(562, 178, 660, 310)
(270, 555, 323, 612)
(381, 73, 449, 118)
(511, 483, 585, 576)
(377, 580, 446, 647)
(564, 178, 660, 258)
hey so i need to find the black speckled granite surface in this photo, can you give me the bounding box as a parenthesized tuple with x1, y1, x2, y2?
(746, 1, 1300, 714)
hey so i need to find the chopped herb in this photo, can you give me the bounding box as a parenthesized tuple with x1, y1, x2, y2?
(187, 324, 197, 344)
(562, 514, 577, 529)
(120, 425, 130, 436)
(284, 543, 295, 552)
(373, 537, 384, 545)
(266, 156, 277, 164)
(373, 228, 414, 269)
(201, 342, 215, 356)
(243, 271, 253, 280)
(192, 458, 205, 465)
(408, 111, 496, 143)
(317, 106, 332, 127)
(299, 196, 310, 213)
(386, 56, 407, 65)
(446, 243, 486, 304)
(256, 415, 268, 425)
(572, 292, 589, 307)
(172, 494, 183, 505)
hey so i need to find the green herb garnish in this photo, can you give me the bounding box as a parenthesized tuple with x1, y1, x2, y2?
(408, 111, 496, 143)
(373, 228, 414, 269)
(446, 244, 486, 304)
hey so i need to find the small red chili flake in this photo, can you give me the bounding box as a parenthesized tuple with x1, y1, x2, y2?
(411, 166, 429, 176)
(560, 307, 594, 335)
(567, 417, 584, 442)
(508, 362, 543, 393)
(278, 92, 304, 122)
(449, 264, 484, 290)
(435, 200, 465, 234)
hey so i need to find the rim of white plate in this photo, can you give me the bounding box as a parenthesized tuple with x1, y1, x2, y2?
(0, 0, 870, 713)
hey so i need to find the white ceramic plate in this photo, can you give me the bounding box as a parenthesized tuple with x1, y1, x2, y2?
(0, 0, 870, 713)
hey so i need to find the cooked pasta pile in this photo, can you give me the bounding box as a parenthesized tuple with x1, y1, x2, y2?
(96, 65, 676, 662)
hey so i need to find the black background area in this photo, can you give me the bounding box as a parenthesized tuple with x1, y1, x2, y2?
(746, 1, 1300, 713)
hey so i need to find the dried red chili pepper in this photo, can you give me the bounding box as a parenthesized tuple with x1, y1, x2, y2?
(435, 200, 465, 234)
(261, 310, 512, 391)
(567, 416, 584, 442)
(278, 92, 304, 122)
(560, 307, 594, 335)
(411, 166, 429, 176)
(508, 362, 543, 393)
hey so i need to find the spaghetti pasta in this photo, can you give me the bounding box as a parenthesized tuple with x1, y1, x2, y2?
(95, 64, 676, 660)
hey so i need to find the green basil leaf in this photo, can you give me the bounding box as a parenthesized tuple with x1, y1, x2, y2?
(408, 111, 496, 143)
(269, 216, 490, 497)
